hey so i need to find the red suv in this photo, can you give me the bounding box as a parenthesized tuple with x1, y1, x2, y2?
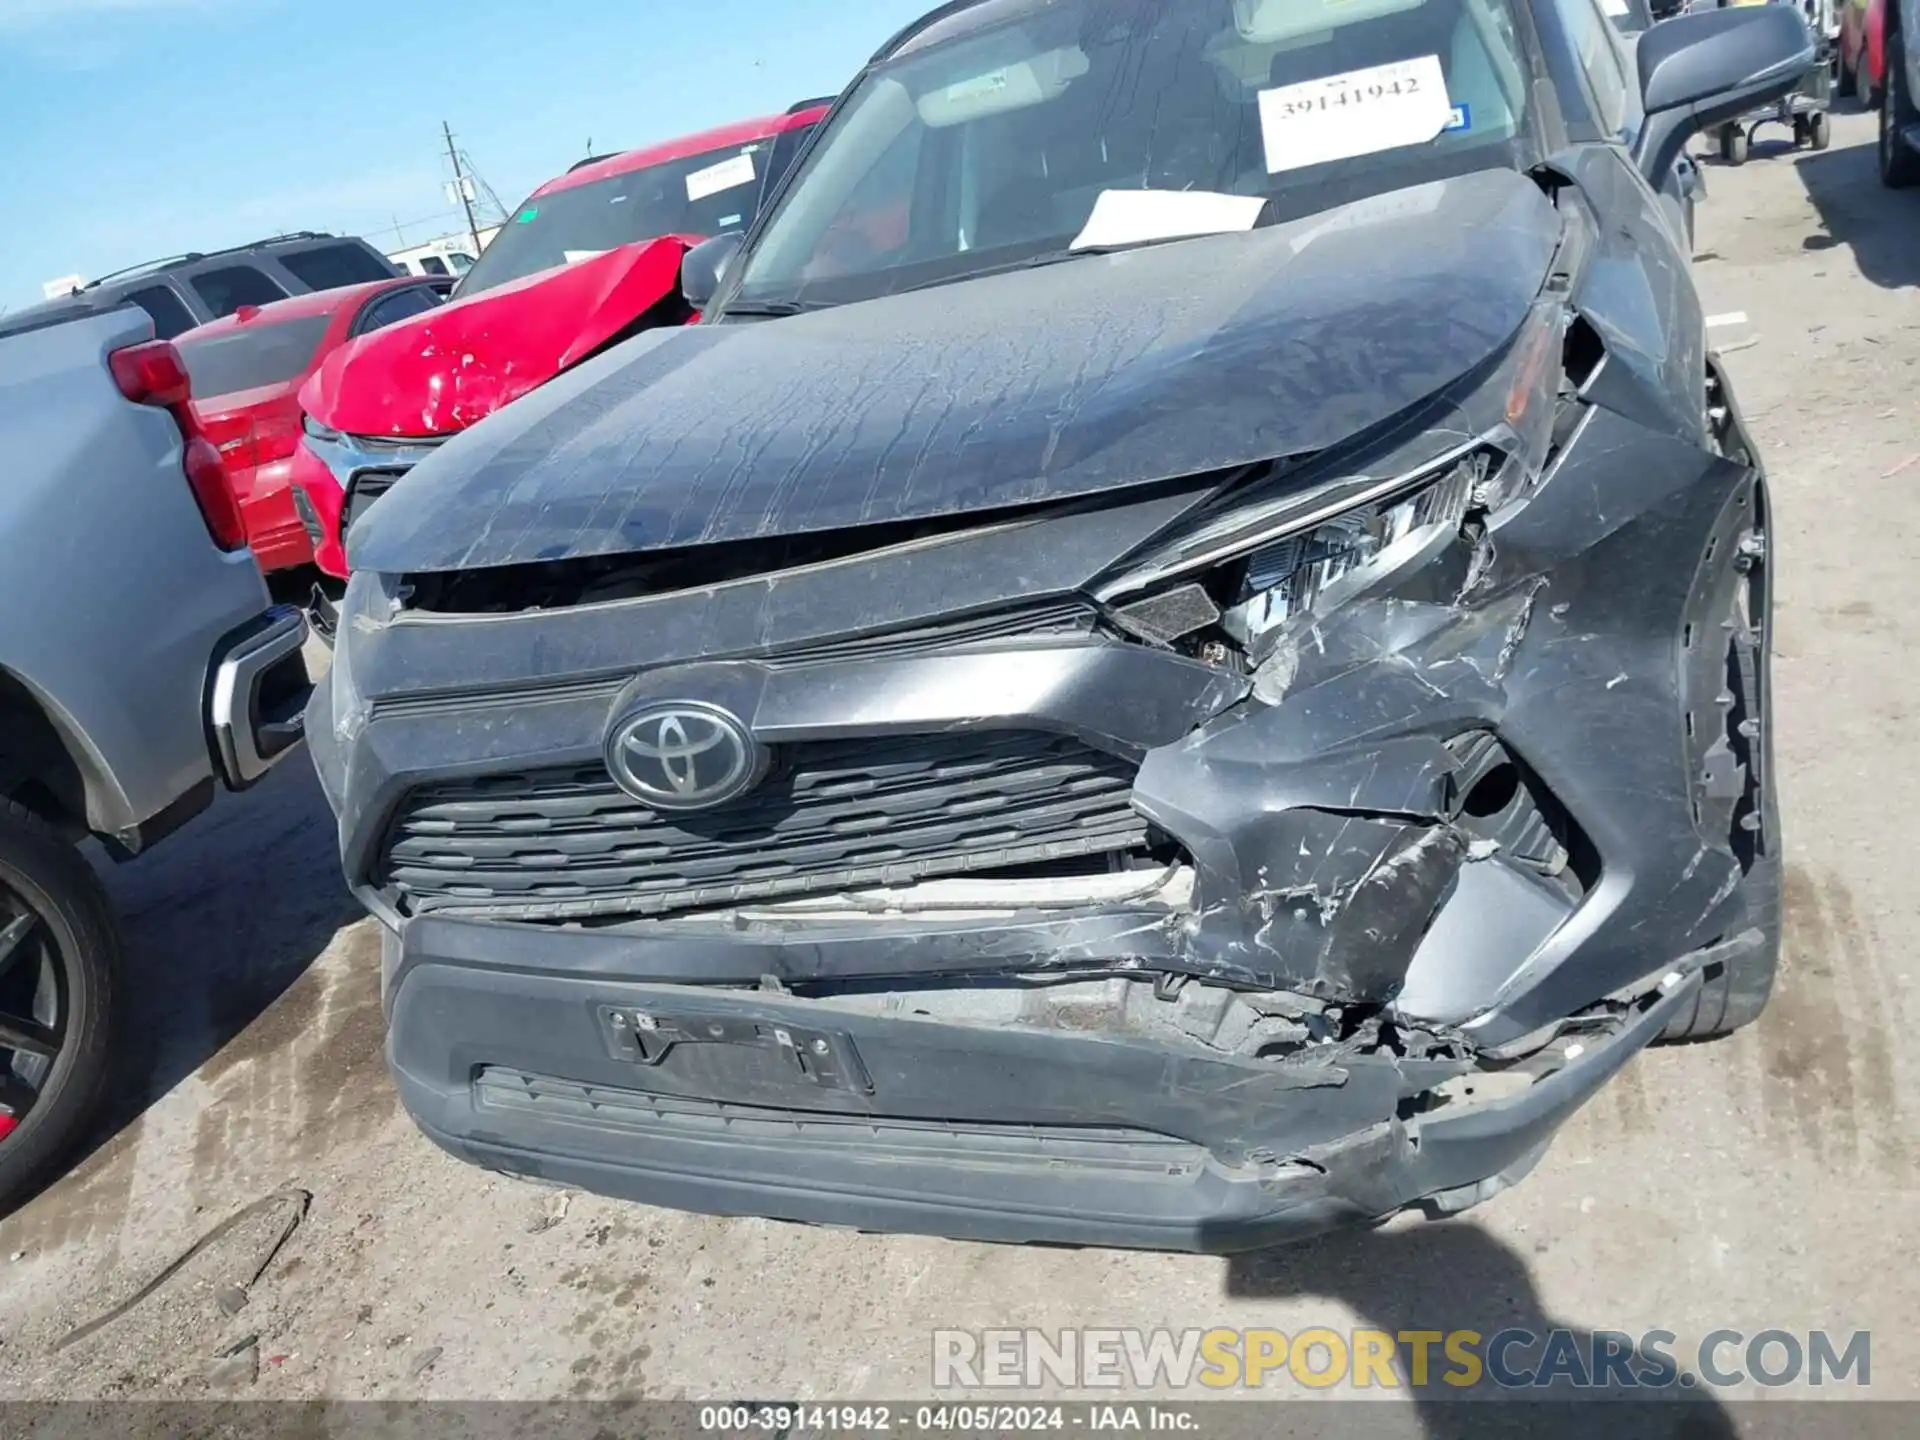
(177, 277, 448, 571)
(293, 103, 829, 578)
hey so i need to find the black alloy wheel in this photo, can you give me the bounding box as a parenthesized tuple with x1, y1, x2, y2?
(0, 800, 120, 1208)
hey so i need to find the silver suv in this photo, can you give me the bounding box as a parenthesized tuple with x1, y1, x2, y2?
(1, 231, 401, 342)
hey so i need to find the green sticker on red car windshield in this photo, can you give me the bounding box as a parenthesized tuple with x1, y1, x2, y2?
(515, 207, 539, 224)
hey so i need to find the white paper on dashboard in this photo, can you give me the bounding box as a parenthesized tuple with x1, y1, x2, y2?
(1070, 188, 1267, 250)
(685, 152, 757, 202)
(563, 249, 609, 264)
(1258, 55, 1453, 175)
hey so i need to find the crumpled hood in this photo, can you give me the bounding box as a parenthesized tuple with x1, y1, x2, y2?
(300, 236, 694, 439)
(352, 170, 1562, 576)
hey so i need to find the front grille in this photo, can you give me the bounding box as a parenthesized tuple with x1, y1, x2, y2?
(343, 469, 406, 536)
(381, 730, 1146, 921)
(291, 484, 324, 549)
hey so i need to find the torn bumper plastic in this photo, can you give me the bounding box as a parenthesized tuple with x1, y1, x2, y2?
(384, 925, 1697, 1251)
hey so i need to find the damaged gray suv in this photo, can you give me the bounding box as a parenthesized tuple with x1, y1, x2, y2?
(310, 0, 1815, 1250)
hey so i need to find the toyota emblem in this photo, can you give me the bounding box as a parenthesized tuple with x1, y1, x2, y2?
(606, 702, 765, 811)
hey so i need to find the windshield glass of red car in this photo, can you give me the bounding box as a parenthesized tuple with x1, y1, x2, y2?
(177, 315, 332, 400)
(729, 0, 1534, 310)
(454, 138, 792, 297)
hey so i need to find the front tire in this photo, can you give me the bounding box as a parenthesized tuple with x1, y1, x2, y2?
(0, 800, 120, 1210)
(1861, 54, 1884, 109)
(1721, 125, 1750, 165)
(1810, 110, 1833, 150)
(1881, 34, 1920, 186)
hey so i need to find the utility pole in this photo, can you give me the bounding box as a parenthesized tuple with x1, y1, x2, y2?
(443, 120, 483, 255)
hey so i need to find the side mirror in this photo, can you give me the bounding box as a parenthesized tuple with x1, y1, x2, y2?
(681, 231, 746, 312)
(1631, 7, 1816, 184)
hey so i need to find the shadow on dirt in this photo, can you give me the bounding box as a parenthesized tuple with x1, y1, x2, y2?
(1224, 1221, 1737, 1437)
(1793, 121, 1920, 290)
(1697, 134, 1804, 169)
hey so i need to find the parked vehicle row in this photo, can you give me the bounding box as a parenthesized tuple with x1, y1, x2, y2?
(177, 277, 451, 572)
(289, 103, 831, 582)
(1, 232, 401, 344)
(0, 90, 836, 1212)
(0, 310, 312, 1201)
(306, 0, 1815, 1251)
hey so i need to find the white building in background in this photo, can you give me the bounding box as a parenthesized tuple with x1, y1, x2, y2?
(388, 227, 500, 279)
(42, 275, 87, 300)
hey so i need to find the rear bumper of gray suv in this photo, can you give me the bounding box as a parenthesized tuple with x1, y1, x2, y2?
(208, 605, 310, 788)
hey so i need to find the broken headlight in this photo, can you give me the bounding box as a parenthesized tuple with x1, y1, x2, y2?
(1096, 301, 1569, 650)
(1221, 454, 1480, 646)
(1098, 443, 1504, 653)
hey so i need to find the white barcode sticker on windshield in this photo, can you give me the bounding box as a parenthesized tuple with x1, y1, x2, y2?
(686, 152, 757, 202)
(1258, 55, 1454, 175)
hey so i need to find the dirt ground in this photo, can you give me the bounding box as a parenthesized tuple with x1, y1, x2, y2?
(2, 107, 1917, 1411)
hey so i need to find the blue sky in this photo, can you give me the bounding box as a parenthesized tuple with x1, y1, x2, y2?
(0, 0, 933, 310)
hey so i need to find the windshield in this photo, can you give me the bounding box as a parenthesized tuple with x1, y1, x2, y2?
(729, 0, 1534, 310)
(178, 315, 331, 398)
(454, 134, 801, 297)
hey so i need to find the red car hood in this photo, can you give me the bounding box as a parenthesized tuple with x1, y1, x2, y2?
(300, 236, 694, 439)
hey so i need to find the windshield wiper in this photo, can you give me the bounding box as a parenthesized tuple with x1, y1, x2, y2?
(716, 299, 824, 319)
(892, 243, 1152, 298)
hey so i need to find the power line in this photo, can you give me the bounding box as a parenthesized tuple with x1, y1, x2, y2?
(443, 120, 484, 256)
(455, 150, 512, 224)
(359, 208, 474, 247)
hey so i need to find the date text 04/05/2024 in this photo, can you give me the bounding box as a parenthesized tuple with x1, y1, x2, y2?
(696, 1405, 1197, 1432)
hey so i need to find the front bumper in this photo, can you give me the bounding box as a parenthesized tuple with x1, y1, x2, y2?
(291, 431, 442, 580)
(234, 458, 316, 572)
(388, 929, 1699, 1252)
(289, 444, 346, 578)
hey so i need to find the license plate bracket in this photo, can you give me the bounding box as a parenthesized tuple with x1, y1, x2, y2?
(596, 1005, 873, 1095)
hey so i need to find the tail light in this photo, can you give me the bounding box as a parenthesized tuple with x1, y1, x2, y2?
(110, 340, 247, 551)
(201, 411, 258, 474)
(199, 412, 300, 474)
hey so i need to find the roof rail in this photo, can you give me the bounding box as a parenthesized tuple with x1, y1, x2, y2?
(81, 231, 341, 290)
(241, 230, 335, 247)
(86, 254, 206, 288)
(786, 96, 836, 114)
